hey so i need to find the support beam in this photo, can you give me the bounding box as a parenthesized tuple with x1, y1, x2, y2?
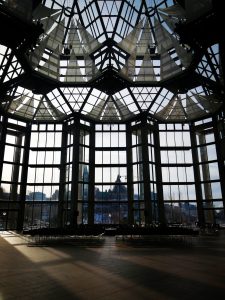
(126, 123, 134, 225)
(58, 122, 68, 227)
(11, 135, 22, 201)
(17, 125, 31, 231)
(153, 122, 165, 225)
(198, 132, 214, 223)
(212, 116, 225, 214)
(190, 124, 205, 226)
(88, 123, 95, 225)
(0, 117, 7, 181)
(141, 117, 152, 225)
(70, 118, 80, 227)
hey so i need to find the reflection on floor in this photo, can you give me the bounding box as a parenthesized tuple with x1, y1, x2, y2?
(1, 231, 225, 300)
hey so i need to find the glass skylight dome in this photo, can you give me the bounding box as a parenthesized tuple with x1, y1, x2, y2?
(0, 0, 223, 122)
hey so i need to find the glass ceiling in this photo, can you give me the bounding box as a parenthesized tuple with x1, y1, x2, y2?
(0, 0, 223, 122)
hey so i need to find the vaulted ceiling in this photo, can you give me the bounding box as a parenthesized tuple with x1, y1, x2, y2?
(0, 0, 223, 122)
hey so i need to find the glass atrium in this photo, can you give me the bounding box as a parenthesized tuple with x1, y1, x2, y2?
(0, 0, 224, 231)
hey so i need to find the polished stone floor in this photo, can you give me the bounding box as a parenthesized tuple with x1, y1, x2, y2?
(1, 231, 225, 300)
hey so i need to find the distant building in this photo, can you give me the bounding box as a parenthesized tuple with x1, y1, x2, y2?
(27, 192, 46, 201)
(95, 175, 128, 201)
(51, 189, 59, 200)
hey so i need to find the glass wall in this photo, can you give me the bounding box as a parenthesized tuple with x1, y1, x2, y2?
(159, 123, 198, 225)
(0, 115, 225, 230)
(194, 118, 225, 225)
(0, 118, 26, 229)
(24, 123, 62, 229)
(94, 124, 127, 224)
